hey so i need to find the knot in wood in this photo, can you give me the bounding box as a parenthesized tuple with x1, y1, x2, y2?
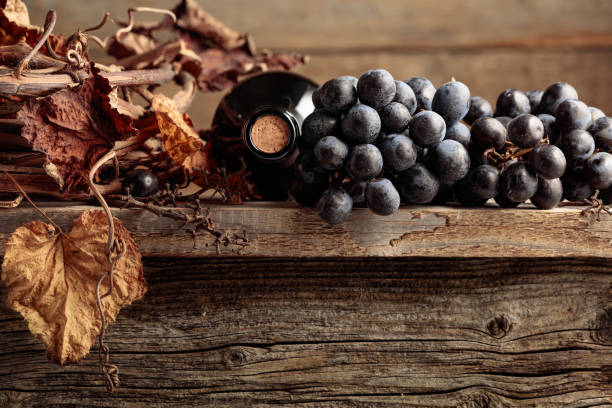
(486, 314, 512, 338)
(591, 308, 612, 345)
(223, 346, 256, 368)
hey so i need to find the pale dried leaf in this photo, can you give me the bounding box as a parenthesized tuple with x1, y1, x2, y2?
(1, 210, 146, 365)
(1, 0, 30, 27)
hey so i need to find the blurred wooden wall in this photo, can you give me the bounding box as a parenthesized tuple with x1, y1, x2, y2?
(28, 0, 612, 130)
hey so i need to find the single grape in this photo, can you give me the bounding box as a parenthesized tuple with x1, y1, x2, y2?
(338, 75, 359, 87)
(314, 136, 349, 170)
(471, 117, 507, 150)
(432, 80, 471, 124)
(508, 114, 545, 148)
(495, 116, 512, 129)
(537, 113, 558, 143)
(495, 89, 531, 118)
(393, 80, 417, 114)
(397, 163, 440, 204)
(494, 193, 520, 208)
(589, 107, 606, 122)
(539, 82, 579, 115)
(317, 188, 353, 225)
(445, 122, 471, 147)
(312, 87, 323, 109)
(531, 177, 563, 209)
(464, 96, 492, 125)
(526, 90, 544, 113)
(433, 181, 456, 204)
(346, 144, 384, 181)
(530, 144, 566, 179)
(366, 178, 401, 215)
(454, 179, 488, 207)
(357, 69, 396, 110)
(560, 129, 595, 162)
(464, 164, 501, 200)
(584, 152, 612, 189)
(295, 149, 330, 184)
(290, 180, 328, 207)
(600, 186, 612, 205)
(426, 139, 471, 183)
(502, 162, 538, 203)
(319, 77, 358, 114)
(379, 102, 411, 133)
(589, 117, 612, 153)
(350, 181, 368, 207)
(342, 104, 381, 145)
(380, 134, 418, 173)
(405, 76, 436, 111)
(562, 167, 593, 201)
(409, 110, 446, 147)
(122, 169, 159, 197)
(555, 99, 592, 132)
(302, 110, 339, 145)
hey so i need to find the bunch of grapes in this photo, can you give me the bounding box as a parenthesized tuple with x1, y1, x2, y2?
(290, 69, 612, 225)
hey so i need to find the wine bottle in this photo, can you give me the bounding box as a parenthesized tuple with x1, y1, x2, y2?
(210, 72, 318, 200)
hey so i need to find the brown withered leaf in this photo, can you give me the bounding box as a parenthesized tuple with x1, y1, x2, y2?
(0, 8, 67, 56)
(17, 69, 135, 192)
(152, 93, 215, 173)
(1, 0, 30, 27)
(1, 209, 147, 365)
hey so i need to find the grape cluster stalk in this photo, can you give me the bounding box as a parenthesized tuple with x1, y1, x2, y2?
(291, 70, 612, 224)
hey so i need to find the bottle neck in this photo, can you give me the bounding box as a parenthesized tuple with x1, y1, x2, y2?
(242, 107, 300, 164)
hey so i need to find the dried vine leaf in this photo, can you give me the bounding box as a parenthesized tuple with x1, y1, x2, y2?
(1, 0, 30, 27)
(152, 93, 215, 173)
(1, 209, 147, 365)
(0, 8, 67, 56)
(17, 69, 134, 191)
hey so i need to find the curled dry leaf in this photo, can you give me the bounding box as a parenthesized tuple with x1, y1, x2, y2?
(1, 209, 147, 365)
(0, 8, 67, 57)
(152, 93, 215, 173)
(1, 0, 30, 27)
(17, 68, 135, 191)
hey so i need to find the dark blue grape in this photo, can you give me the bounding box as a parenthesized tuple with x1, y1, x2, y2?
(290, 180, 328, 207)
(366, 178, 401, 215)
(562, 167, 593, 201)
(502, 161, 538, 203)
(464, 165, 501, 200)
(338, 75, 359, 87)
(426, 139, 470, 183)
(445, 122, 471, 147)
(409, 110, 446, 147)
(530, 144, 566, 179)
(539, 82, 578, 115)
(495, 116, 512, 129)
(342, 104, 382, 145)
(393, 80, 417, 114)
(357, 69, 396, 110)
(379, 102, 411, 133)
(454, 179, 488, 207)
(319, 77, 358, 114)
(560, 129, 595, 162)
(122, 169, 159, 197)
(317, 188, 353, 225)
(346, 144, 383, 182)
(464, 96, 492, 125)
(471, 117, 507, 150)
(508, 114, 544, 148)
(432, 81, 471, 124)
(314, 136, 348, 170)
(312, 87, 323, 109)
(295, 149, 330, 184)
(397, 163, 440, 204)
(350, 181, 368, 207)
(495, 89, 530, 118)
(600, 186, 612, 205)
(531, 177, 563, 209)
(555, 99, 592, 132)
(405, 77, 436, 111)
(537, 114, 558, 143)
(301, 110, 338, 145)
(589, 117, 612, 153)
(527, 89, 543, 113)
(433, 181, 456, 204)
(494, 193, 520, 208)
(584, 152, 612, 189)
(590, 107, 606, 122)
(380, 134, 417, 173)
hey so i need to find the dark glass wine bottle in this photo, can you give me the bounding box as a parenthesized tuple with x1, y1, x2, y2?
(210, 72, 318, 200)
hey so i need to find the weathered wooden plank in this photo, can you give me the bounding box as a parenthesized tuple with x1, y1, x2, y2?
(29, 0, 612, 51)
(1, 202, 611, 258)
(0, 258, 610, 406)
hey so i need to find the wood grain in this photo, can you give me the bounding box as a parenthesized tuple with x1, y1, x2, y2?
(1, 203, 612, 258)
(0, 258, 610, 406)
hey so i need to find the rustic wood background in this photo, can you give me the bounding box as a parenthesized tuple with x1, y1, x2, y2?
(27, 0, 612, 131)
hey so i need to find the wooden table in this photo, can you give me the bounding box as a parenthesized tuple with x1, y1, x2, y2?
(0, 203, 611, 406)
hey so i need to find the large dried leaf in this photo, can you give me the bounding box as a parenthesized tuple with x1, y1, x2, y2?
(0, 9, 67, 56)
(1, 209, 147, 365)
(152, 93, 215, 173)
(1, 0, 30, 27)
(17, 70, 134, 192)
